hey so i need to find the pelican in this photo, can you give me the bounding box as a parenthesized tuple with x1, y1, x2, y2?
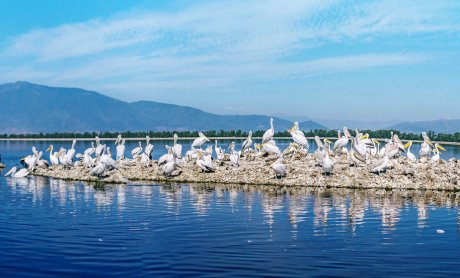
(241, 131, 253, 155)
(322, 140, 334, 175)
(66, 139, 77, 160)
(288, 122, 309, 150)
(314, 136, 325, 164)
(4, 166, 30, 178)
(262, 117, 274, 144)
(271, 156, 286, 179)
(196, 153, 215, 172)
(419, 132, 434, 159)
(100, 147, 117, 170)
(59, 148, 73, 167)
(95, 136, 105, 156)
(333, 128, 350, 153)
(140, 152, 151, 167)
(259, 141, 281, 156)
(370, 155, 389, 174)
(229, 150, 240, 167)
(116, 139, 126, 160)
(46, 145, 59, 166)
(84, 142, 96, 156)
(431, 143, 445, 162)
(144, 136, 154, 159)
(131, 142, 143, 158)
(91, 161, 106, 178)
(162, 160, 176, 177)
(172, 134, 182, 159)
(215, 140, 225, 163)
(191, 132, 210, 149)
(158, 146, 174, 166)
(404, 141, 417, 162)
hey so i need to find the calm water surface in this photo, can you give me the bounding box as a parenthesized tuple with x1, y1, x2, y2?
(0, 140, 460, 277)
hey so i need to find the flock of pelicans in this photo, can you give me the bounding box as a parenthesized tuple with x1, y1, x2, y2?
(2, 118, 449, 181)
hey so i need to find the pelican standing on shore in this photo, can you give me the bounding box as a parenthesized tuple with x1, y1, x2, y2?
(262, 118, 274, 144)
(172, 134, 182, 159)
(192, 132, 210, 149)
(288, 122, 309, 151)
(241, 131, 253, 155)
(419, 132, 433, 159)
(271, 156, 286, 179)
(404, 141, 416, 162)
(131, 142, 143, 158)
(46, 145, 59, 166)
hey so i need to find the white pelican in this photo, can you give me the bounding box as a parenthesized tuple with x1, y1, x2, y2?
(140, 152, 151, 167)
(322, 140, 334, 175)
(84, 142, 96, 156)
(271, 156, 286, 179)
(172, 134, 182, 159)
(215, 140, 225, 162)
(144, 136, 154, 159)
(91, 161, 106, 178)
(419, 132, 433, 159)
(314, 136, 325, 164)
(95, 136, 105, 156)
(131, 142, 143, 158)
(116, 139, 126, 160)
(333, 128, 350, 153)
(192, 132, 210, 149)
(230, 150, 240, 167)
(262, 118, 274, 144)
(4, 166, 30, 178)
(241, 131, 253, 154)
(100, 147, 117, 170)
(196, 153, 215, 172)
(46, 145, 59, 166)
(66, 139, 77, 161)
(404, 141, 417, 162)
(288, 122, 309, 150)
(370, 155, 389, 174)
(259, 141, 281, 156)
(158, 146, 174, 166)
(162, 160, 176, 177)
(431, 143, 445, 162)
(59, 148, 73, 167)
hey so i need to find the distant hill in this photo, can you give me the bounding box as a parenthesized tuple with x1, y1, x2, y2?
(387, 119, 460, 134)
(0, 81, 327, 133)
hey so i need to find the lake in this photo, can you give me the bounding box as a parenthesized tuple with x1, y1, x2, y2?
(1, 140, 460, 277)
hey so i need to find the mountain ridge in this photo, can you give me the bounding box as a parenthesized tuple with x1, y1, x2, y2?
(0, 81, 327, 133)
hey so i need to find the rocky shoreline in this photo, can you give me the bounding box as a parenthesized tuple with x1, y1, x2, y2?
(32, 154, 460, 191)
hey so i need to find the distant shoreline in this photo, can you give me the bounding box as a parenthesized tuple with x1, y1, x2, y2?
(1, 137, 460, 146)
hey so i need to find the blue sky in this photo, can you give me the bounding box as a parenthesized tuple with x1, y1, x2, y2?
(0, 0, 459, 123)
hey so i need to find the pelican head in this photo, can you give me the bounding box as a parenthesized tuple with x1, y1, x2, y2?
(404, 141, 412, 149)
(46, 145, 53, 152)
(435, 143, 446, 151)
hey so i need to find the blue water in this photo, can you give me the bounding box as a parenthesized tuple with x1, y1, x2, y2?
(1, 140, 460, 277)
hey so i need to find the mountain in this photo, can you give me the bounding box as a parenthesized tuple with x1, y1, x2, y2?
(387, 119, 460, 134)
(314, 119, 400, 131)
(0, 81, 327, 133)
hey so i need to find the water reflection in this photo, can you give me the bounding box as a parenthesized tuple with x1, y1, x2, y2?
(3, 178, 460, 236)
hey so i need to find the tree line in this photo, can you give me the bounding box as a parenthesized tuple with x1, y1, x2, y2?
(1, 129, 460, 142)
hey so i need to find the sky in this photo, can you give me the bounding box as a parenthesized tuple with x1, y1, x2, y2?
(0, 0, 459, 123)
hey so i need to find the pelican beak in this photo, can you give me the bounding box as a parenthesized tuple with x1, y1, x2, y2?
(404, 142, 411, 149)
(324, 139, 332, 144)
(373, 138, 380, 144)
(427, 140, 434, 147)
(437, 144, 446, 151)
(46, 146, 52, 152)
(359, 134, 368, 140)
